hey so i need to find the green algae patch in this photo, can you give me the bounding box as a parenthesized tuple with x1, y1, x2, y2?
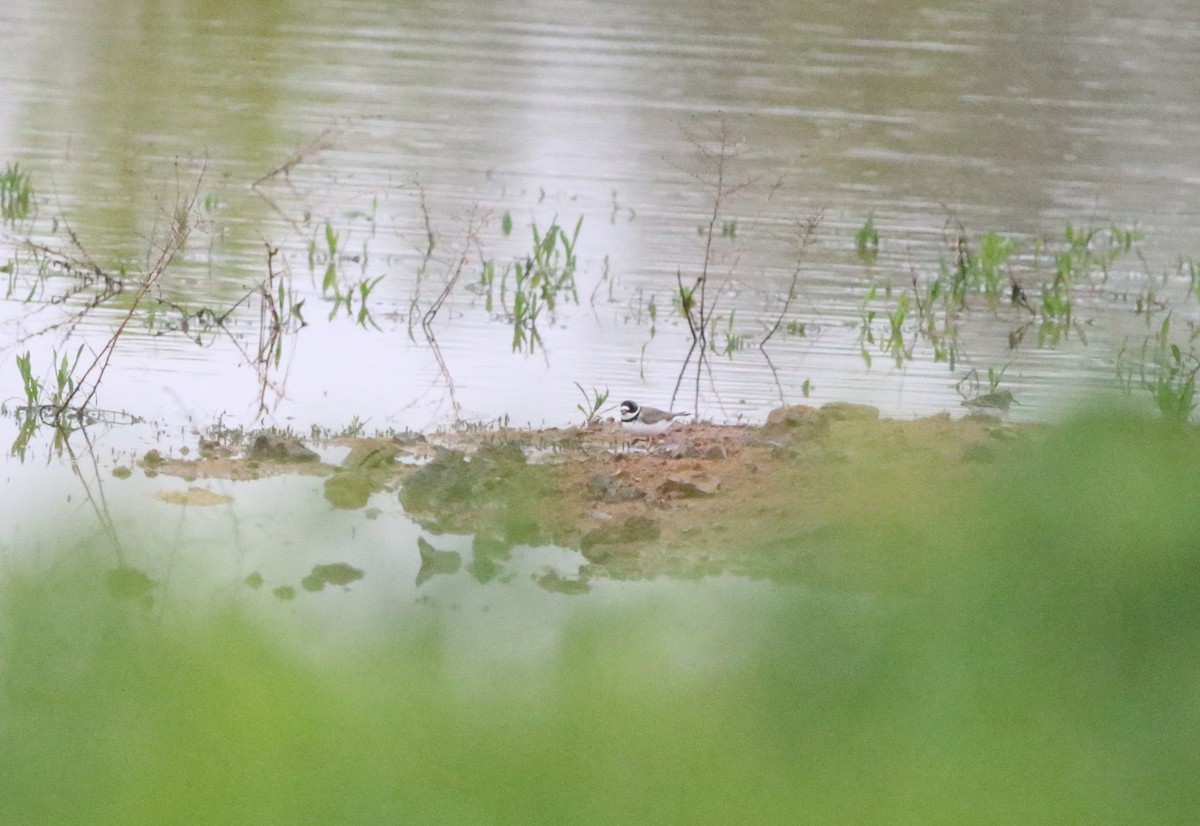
(324, 470, 385, 509)
(324, 439, 403, 509)
(399, 442, 560, 547)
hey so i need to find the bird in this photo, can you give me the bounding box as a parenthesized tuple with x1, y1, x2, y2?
(618, 400, 690, 438)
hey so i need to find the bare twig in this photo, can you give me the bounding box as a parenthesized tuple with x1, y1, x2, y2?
(251, 126, 338, 189)
(669, 117, 752, 414)
(419, 206, 489, 417)
(422, 208, 486, 335)
(60, 162, 206, 414)
(761, 211, 822, 349)
(756, 213, 823, 406)
(250, 125, 340, 229)
(407, 180, 439, 341)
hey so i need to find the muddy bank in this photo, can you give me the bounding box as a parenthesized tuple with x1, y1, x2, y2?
(142, 404, 1030, 587)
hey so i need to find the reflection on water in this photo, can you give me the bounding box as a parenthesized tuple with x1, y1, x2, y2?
(2, 411, 1199, 821)
(0, 0, 1199, 433)
(4, 5, 1199, 814)
(0, 417, 594, 622)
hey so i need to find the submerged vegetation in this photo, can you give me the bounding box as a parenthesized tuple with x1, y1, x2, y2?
(2, 134, 1199, 822)
(470, 214, 582, 354)
(0, 162, 33, 224)
(856, 219, 1152, 371)
(2, 122, 1200, 457)
(1116, 314, 1200, 423)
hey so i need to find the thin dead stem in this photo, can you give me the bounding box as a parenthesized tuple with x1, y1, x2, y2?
(756, 211, 822, 405)
(418, 206, 489, 417)
(669, 117, 753, 414)
(59, 162, 207, 414)
(250, 125, 340, 230)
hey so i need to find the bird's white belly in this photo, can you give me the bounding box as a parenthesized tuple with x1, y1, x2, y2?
(622, 418, 674, 437)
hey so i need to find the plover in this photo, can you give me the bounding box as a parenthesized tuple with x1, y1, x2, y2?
(619, 400, 690, 437)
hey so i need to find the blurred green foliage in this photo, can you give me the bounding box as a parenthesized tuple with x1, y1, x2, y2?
(1, 407, 1198, 823)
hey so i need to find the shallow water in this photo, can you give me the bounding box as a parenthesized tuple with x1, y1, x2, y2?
(6, 8, 1200, 817)
(1, 0, 1199, 434)
(3, 413, 1200, 822)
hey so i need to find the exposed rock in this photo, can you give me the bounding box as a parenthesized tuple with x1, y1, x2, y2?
(341, 440, 399, 470)
(249, 435, 320, 463)
(765, 404, 819, 428)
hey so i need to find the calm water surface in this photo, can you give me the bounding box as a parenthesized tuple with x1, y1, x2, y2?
(1, 0, 1198, 434)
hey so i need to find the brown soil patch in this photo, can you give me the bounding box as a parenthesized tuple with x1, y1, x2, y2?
(142, 404, 1031, 586)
